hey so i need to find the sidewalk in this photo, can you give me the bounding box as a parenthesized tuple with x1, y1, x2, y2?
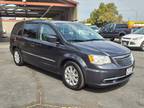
(0, 42, 9, 49)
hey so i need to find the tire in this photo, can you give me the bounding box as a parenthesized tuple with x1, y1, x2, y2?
(110, 38, 115, 41)
(140, 41, 144, 51)
(13, 48, 24, 66)
(119, 33, 125, 41)
(63, 61, 85, 90)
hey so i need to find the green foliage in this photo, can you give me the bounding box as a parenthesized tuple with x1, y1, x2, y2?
(88, 3, 123, 26)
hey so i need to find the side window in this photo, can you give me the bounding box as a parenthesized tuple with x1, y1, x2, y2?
(104, 24, 110, 31)
(40, 24, 56, 41)
(23, 23, 39, 39)
(109, 24, 114, 31)
(12, 22, 23, 36)
(17, 28, 23, 36)
(116, 24, 128, 28)
(12, 24, 18, 35)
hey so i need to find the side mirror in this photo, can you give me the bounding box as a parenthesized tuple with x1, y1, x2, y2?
(47, 36, 59, 43)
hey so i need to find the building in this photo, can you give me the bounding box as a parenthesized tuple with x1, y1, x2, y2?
(0, 0, 78, 36)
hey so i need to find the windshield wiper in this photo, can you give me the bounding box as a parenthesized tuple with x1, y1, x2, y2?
(68, 39, 104, 42)
(68, 40, 86, 42)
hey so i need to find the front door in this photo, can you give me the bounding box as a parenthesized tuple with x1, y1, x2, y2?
(37, 24, 65, 73)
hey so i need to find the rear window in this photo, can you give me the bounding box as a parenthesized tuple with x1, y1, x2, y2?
(116, 24, 128, 28)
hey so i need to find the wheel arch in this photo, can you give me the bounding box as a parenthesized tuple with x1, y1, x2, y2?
(60, 53, 87, 66)
(11, 46, 21, 54)
(11, 46, 17, 54)
(119, 32, 126, 36)
(59, 54, 87, 79)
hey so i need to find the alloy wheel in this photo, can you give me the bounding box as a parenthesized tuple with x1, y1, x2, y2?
(64, 65, 79, 86)
(14, 51, 20, 64)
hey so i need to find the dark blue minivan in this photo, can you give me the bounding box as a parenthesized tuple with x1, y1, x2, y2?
(10, 20, 135, 90)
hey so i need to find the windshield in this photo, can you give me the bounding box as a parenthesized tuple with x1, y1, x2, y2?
(90, 26, 99, 30)
(55, 22, 104, 42)
(134, 28, 144, 35)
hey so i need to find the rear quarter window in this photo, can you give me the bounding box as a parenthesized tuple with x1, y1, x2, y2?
(11, 22, 24, 36)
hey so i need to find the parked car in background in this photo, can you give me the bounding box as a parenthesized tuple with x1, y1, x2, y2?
(0, 29, 6, 36)
(99, 23, 131, 41)
(10, 20, 134, 90)
(131, 27, 141, 33)
(89, 25, 100, 32)
(121, 28, 144, 51)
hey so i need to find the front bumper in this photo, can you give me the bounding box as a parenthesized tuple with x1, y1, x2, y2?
(121, 39, 142, 48)
(85, 65, 134, 87)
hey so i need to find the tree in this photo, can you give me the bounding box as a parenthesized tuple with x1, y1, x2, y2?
(88, 3, 123, 26)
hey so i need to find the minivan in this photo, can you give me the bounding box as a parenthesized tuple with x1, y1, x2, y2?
(10, 20, 135, 90)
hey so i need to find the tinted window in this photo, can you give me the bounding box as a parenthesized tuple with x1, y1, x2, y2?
(104, 24, 110, 30)
(116, 24, 128, 28)
(17, 28, 23, 36)
(12, 22, 23, 36)
(40, 24, 56, 41)
(23, 23, 39, 39)
(103, 24, 114, 31)
(134, 28, 144, 35)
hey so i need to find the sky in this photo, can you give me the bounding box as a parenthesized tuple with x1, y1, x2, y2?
(77, 0, 144, 21)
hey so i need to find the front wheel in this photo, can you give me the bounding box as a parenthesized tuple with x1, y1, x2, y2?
(13, 48, 24, 66)
(63, 61, 85, 90)
(110, 38, 115, 41)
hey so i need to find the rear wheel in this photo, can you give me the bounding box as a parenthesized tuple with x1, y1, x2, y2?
(119, 33, 125, 42)
(63, 61, 85, 90)
(13, 48, 24, 66)
(140, 41, 144, 51)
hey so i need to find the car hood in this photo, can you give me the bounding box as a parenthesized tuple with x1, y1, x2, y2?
(72, 40, 131, 57)
(123, 34, 144, 38)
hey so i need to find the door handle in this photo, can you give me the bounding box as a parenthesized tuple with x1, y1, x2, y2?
(30, 43, 41, 47)
(30, 43, 35, 47)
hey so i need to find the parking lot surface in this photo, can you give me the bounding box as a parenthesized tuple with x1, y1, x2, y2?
(0, 42, 144, 108)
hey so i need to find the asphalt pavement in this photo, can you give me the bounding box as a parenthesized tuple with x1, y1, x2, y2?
(0, 42, 144, 108)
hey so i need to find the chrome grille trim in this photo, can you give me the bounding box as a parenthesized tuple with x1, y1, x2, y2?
(113, 54, 130, 59)
(103, 74, 132, 82)
(113, 54, 133, 67)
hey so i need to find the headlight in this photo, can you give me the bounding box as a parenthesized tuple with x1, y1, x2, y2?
(133, 37, 143, 40)
(88, 55, 111, 65)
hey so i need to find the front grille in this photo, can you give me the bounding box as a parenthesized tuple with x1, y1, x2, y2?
(123, 37, 131, 39)
(114, 54, 133, 67)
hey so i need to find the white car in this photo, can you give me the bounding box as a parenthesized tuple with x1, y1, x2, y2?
(121, 28, 144, 51)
